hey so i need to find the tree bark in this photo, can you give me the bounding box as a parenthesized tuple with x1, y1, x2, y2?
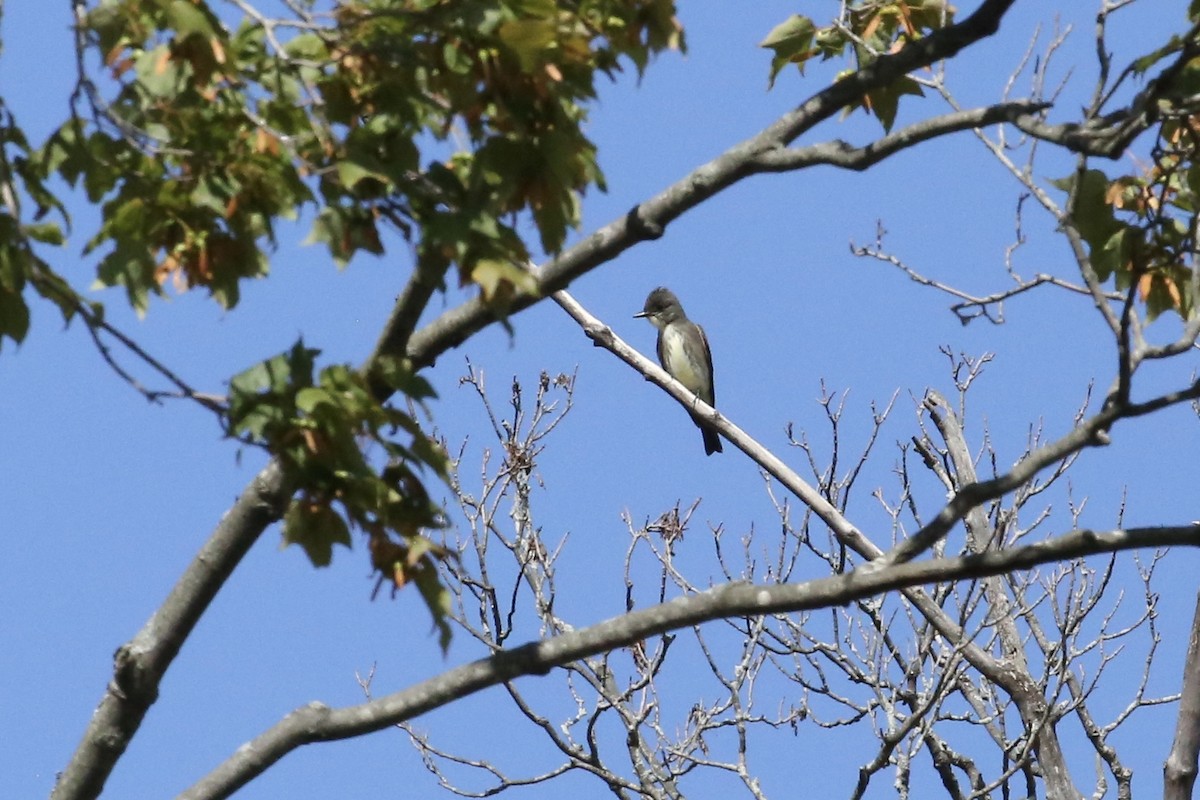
(1164, 591, 1200, 800)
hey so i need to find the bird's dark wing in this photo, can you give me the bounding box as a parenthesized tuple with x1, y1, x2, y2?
(696, 323, 715, 406)
(694, 323, 722, 455)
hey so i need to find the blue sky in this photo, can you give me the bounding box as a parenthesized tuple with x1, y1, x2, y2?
(4, 1, 1199, 798)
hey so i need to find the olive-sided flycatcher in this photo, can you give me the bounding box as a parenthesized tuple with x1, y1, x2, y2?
(634, 287, 723, 455)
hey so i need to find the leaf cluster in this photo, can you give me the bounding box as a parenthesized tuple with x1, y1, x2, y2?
(42, 0, 683, 314)
(1054, 109, 1200, 322)
(10, 0, 683, 631)
(761, 0, 954, 131)
(227, 341, 454, 643)
(0, 101, 83, 350)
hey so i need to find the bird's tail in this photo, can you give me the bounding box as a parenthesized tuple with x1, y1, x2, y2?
(692, 415, 723, 456)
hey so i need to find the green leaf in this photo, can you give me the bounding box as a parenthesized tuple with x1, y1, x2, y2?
(230, 342, 317, 397)
(227, 341, 319, 439)
(498, 18, 557, 71)
(1096, 226, 1136, 284)
(1131, 36, 1182, 76)
(165, 0, 219, 40)
(1169, 60, 1200, 100)
(411, 434, 450, 480)
(283, 499, 352, 567)
(372, 354, 438, 401)
(412, 557, 453, 653)
(0, 230, 27, 291)
(510, 0, 556, 16)
(283, 32, 328, 60)
(470, 257, 540, 310)
(760, 14, 816, 86)
(0, 286, 30, 348)
(1052, 169, 1123, 255)
(22, 222, 65, 246)
(336, 156, 392, 193)
(295, 386, 334, 414)
(864, 75, 924, 133)
(305, 207, 383, 266)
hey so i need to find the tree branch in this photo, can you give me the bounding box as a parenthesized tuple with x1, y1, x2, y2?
(181, 524, 1200, 800)
(50, 461, 293, 800)
(1164, 591, 1200, 800)
(753, 101, 1048, 172)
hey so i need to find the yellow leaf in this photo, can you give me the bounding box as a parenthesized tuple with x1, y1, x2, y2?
(470, 258, 540, 306)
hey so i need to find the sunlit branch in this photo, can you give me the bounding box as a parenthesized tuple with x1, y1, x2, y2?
(754, 101, 1047, 172)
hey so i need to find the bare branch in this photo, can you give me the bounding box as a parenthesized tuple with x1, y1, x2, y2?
(180, 524, 1200, 800)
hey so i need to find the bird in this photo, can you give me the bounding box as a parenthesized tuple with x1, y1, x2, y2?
(634, 286, 723, 455)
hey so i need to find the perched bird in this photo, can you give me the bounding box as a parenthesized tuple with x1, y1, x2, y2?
(634, 286, 723, 455)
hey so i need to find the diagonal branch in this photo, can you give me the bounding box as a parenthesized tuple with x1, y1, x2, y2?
(50, 460, 293, 800)
(50, 266, 442, 800)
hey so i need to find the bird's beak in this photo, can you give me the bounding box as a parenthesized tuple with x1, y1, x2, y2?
(633, 310, 649, 319)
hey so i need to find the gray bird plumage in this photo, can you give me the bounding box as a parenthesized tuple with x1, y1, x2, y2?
(634, 287, 722, 455)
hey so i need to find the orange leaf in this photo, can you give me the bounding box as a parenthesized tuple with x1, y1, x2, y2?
(1167, 276, 1182, 309)
(1104, 181, 1125, 207)
(197, 244, 212, 280)
(254, 128, 280, 155)
(155, 254, 179, 287)
(110, 57, 135, 78)
(861, 11, 883, 41)
(1137, 272, 1153, 300)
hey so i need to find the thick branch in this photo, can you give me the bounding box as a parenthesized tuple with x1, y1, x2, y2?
(50, 461, 292, 800)
(1165, 591, 1200, 800)
(364, 260, 453, 399)
(182, 524, 1200, 800)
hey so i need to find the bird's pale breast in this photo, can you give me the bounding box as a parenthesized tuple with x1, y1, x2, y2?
(661, 323, 711, 399)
